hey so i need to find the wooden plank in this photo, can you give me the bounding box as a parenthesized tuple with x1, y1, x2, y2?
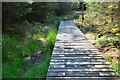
(46, 77, 118, 80)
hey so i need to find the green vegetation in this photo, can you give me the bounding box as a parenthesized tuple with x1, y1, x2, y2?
(2, 25, 58, 78)
(2, 2, 80, 78)
(23, 27, 58, 78)
(2, 1, 120, 78)
(46, 28, 58, 50)
(2, 2, 77, 79)
(96, 37, 109, 46)
(105, 56, 120, 76)
(2, 34, 40, 77)
(74, 2, 120, 76)
(96, 37, 120, 48)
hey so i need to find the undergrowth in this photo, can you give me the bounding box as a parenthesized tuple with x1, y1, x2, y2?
(105, 56, 120, 76)
(2, 34, 41, 78)
(2, 25, 58, 79)
(23, 27, 58, 78)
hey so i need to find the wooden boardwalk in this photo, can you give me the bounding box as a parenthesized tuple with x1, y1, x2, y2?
(46, 21, 118, 80)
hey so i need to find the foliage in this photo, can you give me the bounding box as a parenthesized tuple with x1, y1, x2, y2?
(2, 34, 41, 78)
(85, 2, 119, 19)
(78, 2, 120, 47)
(96, 37, 110, 46)
(112, 63, 120, 76)
(27, 2, 59, 23)
(23, 46, 53, 78)
(22, 27, 58, 78)
(23, 63, 48, 78)
(2, 2, 31, 23)
(2, 26, 58, 78)
(2, 2, 80, 36)
(71, 2, 80, 10)
(55, 2, 72, 16)
(2, 2, 84, 78)
(2, 13, 59, 78)
(96, 37, 120, 48)
(2, 2, 31, 33)
(105, 56, 120, 76)
(45, 27, 58, 50)
(74, 2, 120, 76)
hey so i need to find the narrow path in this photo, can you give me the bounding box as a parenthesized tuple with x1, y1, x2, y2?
(46, 21, 117, 80)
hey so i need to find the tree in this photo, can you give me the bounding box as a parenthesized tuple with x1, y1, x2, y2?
(55, 2, 72, 16)
(26, 2, 59, 23)
(2, 2, 31, 33)
(2, 2, 59, 35)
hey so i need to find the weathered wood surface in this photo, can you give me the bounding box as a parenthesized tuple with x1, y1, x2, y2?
(46, 21, 118, 80)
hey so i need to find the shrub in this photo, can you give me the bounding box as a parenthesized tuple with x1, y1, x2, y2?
(107, 37, 119, 47)
(96, 37, 109, 46)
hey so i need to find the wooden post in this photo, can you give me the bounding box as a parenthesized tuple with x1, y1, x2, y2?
(82, 2, 84, 23)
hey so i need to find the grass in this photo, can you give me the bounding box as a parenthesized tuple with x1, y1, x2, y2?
(45, 27, 58, 50)
(23, 63, 48, 78)
(96, 37, 109, 47)
(105, 56, 120, 76)
(2, 25, 58, 79)
(2, 12, 71, 79)
(96, 36, 120, 50)
(2, 34, 41, 78)
(23, 51, 51, 79)
(23, 27, 58, 78)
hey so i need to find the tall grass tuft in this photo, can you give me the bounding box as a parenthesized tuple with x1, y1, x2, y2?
(45, 27, 58, 50)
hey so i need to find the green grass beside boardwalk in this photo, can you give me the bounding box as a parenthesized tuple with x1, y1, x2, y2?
(2, 26, 58, 79)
